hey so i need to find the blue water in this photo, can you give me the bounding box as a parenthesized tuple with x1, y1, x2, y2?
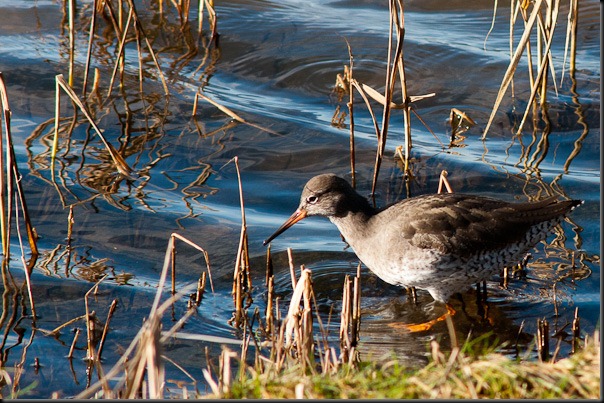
(0, 0, 599, 398)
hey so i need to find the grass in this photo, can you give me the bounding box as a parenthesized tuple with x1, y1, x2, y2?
(214, 330, 600, 399)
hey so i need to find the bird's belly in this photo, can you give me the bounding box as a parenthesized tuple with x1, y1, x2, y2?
(354, 247, 445, 288)
(353, 241, 532, 302)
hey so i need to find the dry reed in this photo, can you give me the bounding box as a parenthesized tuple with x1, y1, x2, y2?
(483, 0, 578, 138)
(338, 0, 436, 193)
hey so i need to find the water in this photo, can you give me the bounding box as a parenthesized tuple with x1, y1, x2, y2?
(0, 0, 599, 398)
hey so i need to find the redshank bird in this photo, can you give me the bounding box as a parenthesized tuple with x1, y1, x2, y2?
(263, 174, 581, 330)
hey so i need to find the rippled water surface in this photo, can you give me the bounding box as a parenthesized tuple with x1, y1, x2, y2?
(0, 0, 600, 398)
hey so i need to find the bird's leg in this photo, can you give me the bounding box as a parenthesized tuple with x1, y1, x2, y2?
(454, 292, 467, 313)
(516, 253, 531, 279)
(406, 286, 418, 304)
(475, 281, 489, 320)
(389, 303, 456, 332)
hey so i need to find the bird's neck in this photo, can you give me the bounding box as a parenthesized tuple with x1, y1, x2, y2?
(329, 195, 376, 243)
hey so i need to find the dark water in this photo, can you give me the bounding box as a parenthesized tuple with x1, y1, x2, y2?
(0, 0, 600, 398)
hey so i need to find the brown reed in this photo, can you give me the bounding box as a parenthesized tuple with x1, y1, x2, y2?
(483, 0, 577, 138)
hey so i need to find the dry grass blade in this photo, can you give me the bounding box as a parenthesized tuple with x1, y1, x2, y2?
(84, 274, 109, 361)
(76, 275, 196, 398)
(344, 40, 356, 186)
(370, 0, 403, 193)
(484, 0, 499, 50)
(104, 0, 169, 98)
(513, 0, 560, 135)
(226, 156, 252, 328)
(360, 83, 434, 109)
(106, 5, 135, 99)
(482, 0, 544, 138)
(125, 0, 169, 95)
(165, 332, 244, 346)
(81, 0, 98, 97)
(167, 232, 215, 295)
(54, 74, 135, 178)
(0, 73, 39, 318)
(194, 91, 248, 123)
(0, 74, 8, 256)
(67, 328, 81, 359)
(560, 0, 577, 86)
(37, 314, 87, 337)
(97, 299, 118, 361)
(350, 80, 381, 146)
(67, 0, 75, 86)
(199, 0, 219, 42)
(194, 91, 281, 135)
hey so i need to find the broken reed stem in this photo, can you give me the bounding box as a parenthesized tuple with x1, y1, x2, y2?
(266, 275, 275, 333)
(81, 0, 98, 97)
(265, 245, 275, 332)
(218, 348, 237, 396)
(514, 0, 560, 135)
(351, 264, 361, 350)
(560, 0, 578, 85)
(287, 247, 297, 289)
(339, 264, 361, 363)
(339, 275, 352, 357)
(345, 41, 356, 186)
(64, 205, 74, 275)
(127, 0, 169, 95)
(284, 267, 312, 349)
(0, 75, 7, 254)
(107, 4, 134, 98)
(84, 274, 108, 362)
(194, 91, 280, 135)
(198, 0, 219, 43)
(39, 314, 87, 337)
(393, 0, 412, 179)
(265, 244, 273, 285)
(437, 170, 454, 194)
(571, 306, 580, 354)
(171, 239, 177, 295)
(166, 233, 215, 298)
(97, 298, 119, 361)
(68, 0, 75, 86)
(537, 318, 550, 362)
(51, 73, 61, 181)
(1, 72, 40, 323)
(77, 276, 196, 398)
(19, 256, 37, 325)
(195, 91, 249, 122)
(371, 0, 399, 194)
(54, 74, 134, 178)
(193, 271, 207, 306)
(230, 156, 252, 328)
(68, 328, 81, 359)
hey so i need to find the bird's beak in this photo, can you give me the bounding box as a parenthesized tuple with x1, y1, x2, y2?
(263, 208, 308, 246)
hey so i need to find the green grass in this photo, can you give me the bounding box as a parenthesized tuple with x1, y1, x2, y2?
(209, 333, 600, 399)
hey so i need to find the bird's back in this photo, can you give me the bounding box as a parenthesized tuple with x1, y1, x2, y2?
(375, 193, 581, 259)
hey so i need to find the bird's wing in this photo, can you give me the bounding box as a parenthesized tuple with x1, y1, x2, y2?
(391, 194, 573, 258)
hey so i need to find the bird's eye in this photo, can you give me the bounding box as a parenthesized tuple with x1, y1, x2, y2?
(306, 195, 319, 204)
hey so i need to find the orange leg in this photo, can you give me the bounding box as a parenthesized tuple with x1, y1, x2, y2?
(388, 303, 456, 332)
